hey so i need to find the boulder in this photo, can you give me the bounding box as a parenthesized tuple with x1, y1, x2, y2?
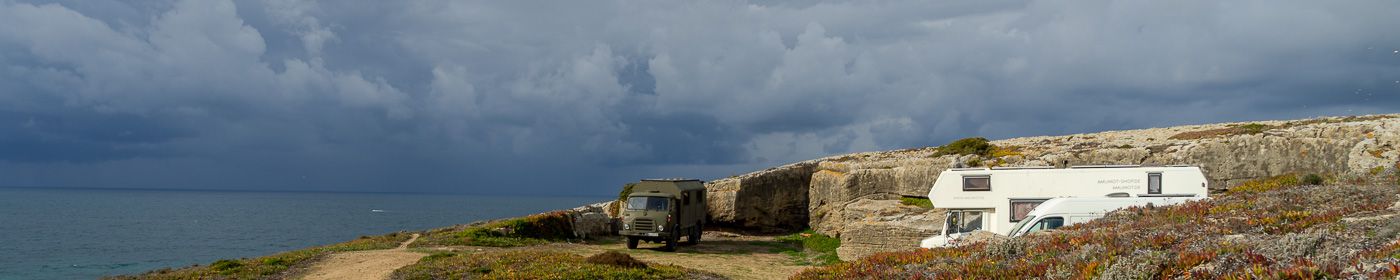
(832, 199, 943, 261)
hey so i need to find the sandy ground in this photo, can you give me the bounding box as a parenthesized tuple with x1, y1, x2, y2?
(298, 234, 427, 280)
(301, 231, 810, 280)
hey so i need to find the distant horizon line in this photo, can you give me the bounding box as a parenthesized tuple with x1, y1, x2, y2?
(0, 185, 612, 198)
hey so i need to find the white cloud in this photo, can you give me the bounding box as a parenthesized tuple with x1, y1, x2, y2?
(1, 0, 1397, 192)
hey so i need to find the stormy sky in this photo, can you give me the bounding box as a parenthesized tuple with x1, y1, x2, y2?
(1, 0, 1397, 195)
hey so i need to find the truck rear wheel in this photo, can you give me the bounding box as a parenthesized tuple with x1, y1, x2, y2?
(626, 237, 638, 249)
(688, 226, 702, 245)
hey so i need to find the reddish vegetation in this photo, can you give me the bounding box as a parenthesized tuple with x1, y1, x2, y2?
(793, 174, 1400, 279)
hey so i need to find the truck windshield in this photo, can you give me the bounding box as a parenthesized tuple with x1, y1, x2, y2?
(626, 196, 669, 211)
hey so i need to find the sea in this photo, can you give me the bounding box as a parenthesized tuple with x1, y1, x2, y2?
(0, 187, 607, 280)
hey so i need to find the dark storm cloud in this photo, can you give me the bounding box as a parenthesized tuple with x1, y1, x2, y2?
(1, 0, 1398, 194)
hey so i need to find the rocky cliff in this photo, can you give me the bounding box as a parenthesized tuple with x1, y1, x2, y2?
(702, 114, 1400, 260)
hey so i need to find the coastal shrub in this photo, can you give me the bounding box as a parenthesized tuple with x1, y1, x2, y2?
(110, 232, 411, 279)
(934, 137, 994, 157)
(794, 175, 1400, 279)
(776, 230, 842, 265)
(412, 211, 575, 248)
(585, 251, 648, 269)
(210, 259, 241, 273)
(388, 250, 717, 280)
(898, 197, 933, 209)
(1302, 173, 1325, 185)
(611, 183, 638, 216)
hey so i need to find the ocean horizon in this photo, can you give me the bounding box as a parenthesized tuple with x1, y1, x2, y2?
(0, 187, 607, 280)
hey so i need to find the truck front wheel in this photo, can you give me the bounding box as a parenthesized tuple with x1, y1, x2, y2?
(662, 234, 678, 252)
(626, 237, 638, 249)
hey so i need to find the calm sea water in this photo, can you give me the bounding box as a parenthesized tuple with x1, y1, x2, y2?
(0, 187, 606, 280)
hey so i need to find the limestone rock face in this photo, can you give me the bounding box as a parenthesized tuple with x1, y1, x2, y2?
(701, 114, 1400, 260)
(703, 161, 819, 231)
(833, 199, 943, 260)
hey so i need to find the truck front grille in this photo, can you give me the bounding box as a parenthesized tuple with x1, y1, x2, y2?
(632, 218, 655, 231)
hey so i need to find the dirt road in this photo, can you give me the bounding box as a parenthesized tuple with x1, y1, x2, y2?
(298, 234, 427, 280)
(301, 232, 809, 280)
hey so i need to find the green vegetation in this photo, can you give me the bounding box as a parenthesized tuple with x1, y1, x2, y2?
(774, 230, 842, 266)
(1302, 173, 1325, 185)
(109, 232, 412, 280)
(389, 250, 717, 280)
(989, 145, 1023, 158)
(412, 211, 575, 248)
(795, 174, 1400, 279)
(898, 197, 933, 209)
(934, 137, 994, 157)
(610, 183, 638, 216)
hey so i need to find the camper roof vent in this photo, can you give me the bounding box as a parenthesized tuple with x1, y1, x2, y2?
(1069, 164, 1141, 169)
(990, 166, 1055, 170)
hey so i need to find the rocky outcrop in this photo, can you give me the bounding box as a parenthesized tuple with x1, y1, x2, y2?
(703, 114, 1400, 261)
(832, 199, 943, 260)
(703, 161, 820, 231)
(567, 202, 615, 239)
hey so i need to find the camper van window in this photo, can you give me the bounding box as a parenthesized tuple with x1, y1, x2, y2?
(1028, 217, 1064, 234)
(963, 176, 991, 191)
(626, 196, 670, 211)
(1148, 173, 1162, 194)
(1009, 200, 1047, 222)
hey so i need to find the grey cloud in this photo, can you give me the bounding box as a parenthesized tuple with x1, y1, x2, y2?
(0, 0, 1397, 194)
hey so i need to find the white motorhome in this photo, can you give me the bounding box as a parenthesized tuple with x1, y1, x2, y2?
(1005, 196, 1205, 238)
(919, 165, 1208, 248)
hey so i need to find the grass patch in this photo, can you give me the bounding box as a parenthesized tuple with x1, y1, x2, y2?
(109, 232, 412, 279)
(934, 137, 995, 157)
(389, 250, 719, 280)
(774, 230, 842, 266)
(412, 211, 574, 248)
(899, 197, 933, 209)
(794, 173, 1400, 279)
(990, 145, 1023, 158)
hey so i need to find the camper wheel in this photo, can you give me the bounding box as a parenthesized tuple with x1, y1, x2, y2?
(626, 237, 639, 249)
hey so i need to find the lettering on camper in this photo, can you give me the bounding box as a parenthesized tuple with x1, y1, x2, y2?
(1098, 178, 1143, 190)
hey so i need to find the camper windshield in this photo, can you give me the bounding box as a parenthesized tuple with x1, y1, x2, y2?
(1009, 215, 1036, 237)
(944, 211, 984, 235)
(626, 196, 669, 211)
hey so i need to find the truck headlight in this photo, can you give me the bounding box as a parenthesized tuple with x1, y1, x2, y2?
(624, 223, 630, 230)
(658, 225, 664, 232)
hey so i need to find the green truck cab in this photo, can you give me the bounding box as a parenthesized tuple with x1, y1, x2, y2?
(619, 179, 706, 251)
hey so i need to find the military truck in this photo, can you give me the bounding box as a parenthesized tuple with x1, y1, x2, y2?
(619, 179, 706, 251)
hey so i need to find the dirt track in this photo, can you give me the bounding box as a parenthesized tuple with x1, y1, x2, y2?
(299, 232, 809, 280)
(298, 234, 427, 280)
